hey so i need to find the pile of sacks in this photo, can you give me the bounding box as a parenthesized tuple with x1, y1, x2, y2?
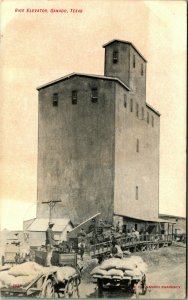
(0, 262, 78, 288)
(90, 256, 147, 278)
(0, 262, 44, 288)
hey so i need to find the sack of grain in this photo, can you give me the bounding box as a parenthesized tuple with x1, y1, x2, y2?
(8, 262, 43, 277)
(90, 266, 108, 276)
(130, 256, 148, 273)
(0, 271, 15, 286)
(131, 256, 143, 264)
(9, 274, 37, 287)
(107, 268, 124, 277)
(124, 268, 142, 277)
(56, 266, 77, 282)
(100, 258, 121, 270)
(115, 258, 137, 271)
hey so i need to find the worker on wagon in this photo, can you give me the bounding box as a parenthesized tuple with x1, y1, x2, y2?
(111, 240, 123, 258)
(46, 222, 55, 247)
(78, 239, 86, 261)
(46, 222, 55, 266)
(134, 229, 140, 240)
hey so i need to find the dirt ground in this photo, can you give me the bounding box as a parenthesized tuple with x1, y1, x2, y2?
(79, 245, 186, 299)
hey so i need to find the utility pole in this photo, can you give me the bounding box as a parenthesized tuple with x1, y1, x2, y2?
(42, 200, 61, 223)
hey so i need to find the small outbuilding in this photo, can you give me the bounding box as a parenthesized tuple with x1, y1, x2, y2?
(23, 218, 73, 247)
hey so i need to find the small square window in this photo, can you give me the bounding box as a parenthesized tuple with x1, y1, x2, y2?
(113, 51, 118, 64)
(91, 88, 98, 103)
(53, 93, 58, 107)
(72, 90, 77, 105)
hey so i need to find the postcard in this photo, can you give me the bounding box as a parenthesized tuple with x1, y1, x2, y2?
(0, 0, 186, 298)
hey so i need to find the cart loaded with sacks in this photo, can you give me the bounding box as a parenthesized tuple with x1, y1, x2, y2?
(0, 258, 81, 298)
(91, 256, 147, 297)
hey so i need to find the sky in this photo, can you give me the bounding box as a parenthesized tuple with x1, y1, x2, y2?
(0, 0, 186, 230)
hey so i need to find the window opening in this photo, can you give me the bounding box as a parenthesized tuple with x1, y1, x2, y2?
(147, 112, 149, 124)
(124, 94, 127, 108)
(53, 93, 58, 107)
(152, 116, 154, 127)
(136, 103, 139, 118)
(113, 51, 118, 64)
(136, 139, 139, 152)
(141, 63, 144, 76)
(130, 99, 133, 112)
(91, 88, 98, 103)
(133, 55, 136, 68)
(72, 90, 77, 105)
(142, 107, 144, 120)
(136, 186, 138, 200)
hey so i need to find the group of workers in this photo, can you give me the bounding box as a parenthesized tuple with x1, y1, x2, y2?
(45, 221, 152, 263)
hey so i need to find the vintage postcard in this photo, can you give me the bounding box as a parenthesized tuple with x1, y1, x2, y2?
(0, 0, 186, 299)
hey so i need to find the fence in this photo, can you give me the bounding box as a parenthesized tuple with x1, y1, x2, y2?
(88, 233, 174, 257)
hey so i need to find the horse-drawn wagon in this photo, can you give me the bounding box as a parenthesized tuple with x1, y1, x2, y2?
(91, 256, 147, 298)
(0, 252, 81, 298)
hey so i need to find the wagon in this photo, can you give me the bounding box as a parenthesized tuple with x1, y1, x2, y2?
(1, 245, 21, 266)
(92, 271, 147, 298)
(0, 253, 81, 298)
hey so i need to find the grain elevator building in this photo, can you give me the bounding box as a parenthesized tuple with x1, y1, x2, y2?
(36, 40, 160, 232)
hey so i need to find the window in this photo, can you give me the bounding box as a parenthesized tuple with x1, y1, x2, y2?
(133, 55, 136, 68)
(130, 99, 133, 112)
(72, 90, 77, 105)
(124, 94, 127, 108)
(91, 88, 98, 103)
(136, 103, 139, 118)
(141, 63, 144, 76)
(113, 51, 118, 64)
(142, 107, 144, 120)
(147, 112, 149, 124)
(136, 186, 138, 200)
(53, 93, 58, 106)
(152, 116, 154, 127)
(136, 139, 139, 153)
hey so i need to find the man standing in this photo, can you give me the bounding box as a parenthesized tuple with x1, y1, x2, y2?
(46, 222, 55, 247)
(46, 222, 55, 266)
(78, 239, 86, 261)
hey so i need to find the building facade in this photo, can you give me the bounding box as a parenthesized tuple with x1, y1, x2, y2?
(36, 40, 160, 230)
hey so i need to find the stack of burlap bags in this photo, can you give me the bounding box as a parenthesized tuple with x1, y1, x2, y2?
(90, 256, 147, 278)
(0, 262, 44, 288)
(0, 262, 78, 288)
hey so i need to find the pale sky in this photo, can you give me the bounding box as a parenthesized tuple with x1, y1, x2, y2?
(0, 0, 186, 230)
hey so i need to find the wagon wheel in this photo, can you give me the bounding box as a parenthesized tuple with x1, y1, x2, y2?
(64, 280, 74, 298)
(140, 274, 147, 295)
(41, 279, 55, 298)
(97, 279, 103, 298)
(74, 277, 80, 298)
